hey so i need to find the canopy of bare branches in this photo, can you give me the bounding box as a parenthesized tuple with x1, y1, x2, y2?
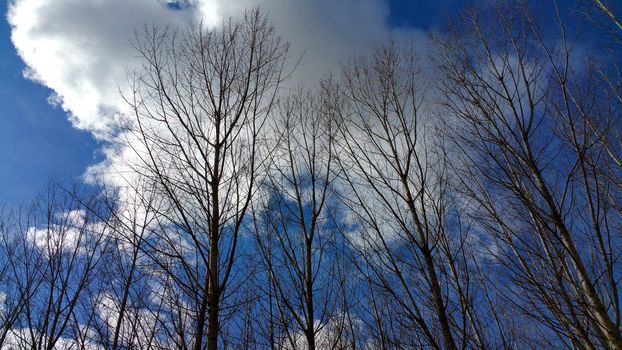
(2, 2, 622, 349)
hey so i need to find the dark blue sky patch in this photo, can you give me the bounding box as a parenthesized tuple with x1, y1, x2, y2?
(164, 1, 192, 11)
(387, 0, 465, 29)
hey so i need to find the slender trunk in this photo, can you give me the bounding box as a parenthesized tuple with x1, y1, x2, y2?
(305, 237, 315, 350)
(196, 211, 220, 350)
(206, 290, 220, 350)
(197, 125, 222, 350)
(206, 135, 222, 350)
(421, 244, 456, 350)
(195, 271, 211, 350)
(268, 274, 276, 350)
(402, 179, 456, 350)
(526, 147, 622, 349)
(111, 248, 139, 350)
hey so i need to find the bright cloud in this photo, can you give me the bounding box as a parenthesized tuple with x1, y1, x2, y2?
(8, 0, 200, 138)
(8, 0, 429, 240)
(8, 0, 417, 138)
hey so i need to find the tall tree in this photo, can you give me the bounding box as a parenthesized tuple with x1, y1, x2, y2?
(332, 41, 491, 349)
(119, 8, 291, 349)
(252, 88, 341, 350)
(437, 2, 622, 348)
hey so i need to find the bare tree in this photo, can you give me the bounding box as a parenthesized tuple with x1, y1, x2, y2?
(585, 0, 622, 46)
(76, 181, 163, 350)
(436, 2, 622, 348)
(0, 183, 109, 350)
(252, 87, 342, 350)
(0, 207, 26, 348)
(116, 8, 291, 350)
(6, 3, 622, 350)
(330, 40, 494, 349)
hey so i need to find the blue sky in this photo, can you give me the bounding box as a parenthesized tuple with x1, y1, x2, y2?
(0, 0, 466, 204)
(0, 0, 101, 203)
(387, 0, 463, 29)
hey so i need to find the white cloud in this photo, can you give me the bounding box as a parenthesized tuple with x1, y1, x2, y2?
(8, 0, 424, 138)
(8, 0, 200, 138)
(8, 0, 431, 253)
(1, 327, 102, 350)
(5, 2, 438, 346)
(283, 316, 362, 350)
(95, 293, 161, 349)
(25, 209, 110, 256)
(8, 0, 430, 213)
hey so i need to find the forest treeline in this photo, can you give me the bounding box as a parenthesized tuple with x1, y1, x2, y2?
(1, 1, 622, 349)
